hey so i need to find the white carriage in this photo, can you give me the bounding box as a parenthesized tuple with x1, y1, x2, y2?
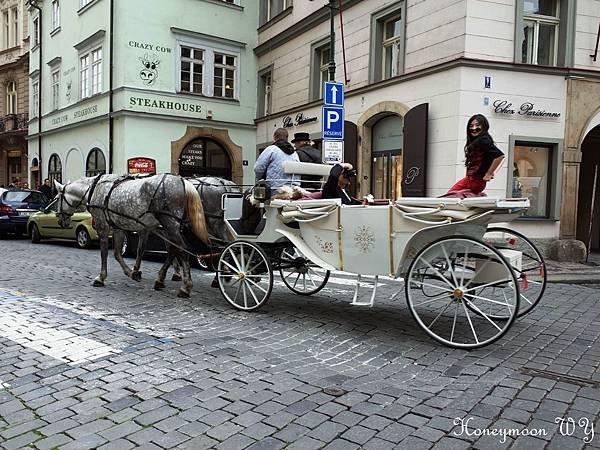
(215, 162, 545, 349)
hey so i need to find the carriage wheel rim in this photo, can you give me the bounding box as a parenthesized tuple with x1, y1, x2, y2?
(406, 236, 520, 349)
(279, 247, 330, 295)
(218, 241, 273, 311)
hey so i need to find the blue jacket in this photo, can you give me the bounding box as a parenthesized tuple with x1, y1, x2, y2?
(254, 140, 300, 190)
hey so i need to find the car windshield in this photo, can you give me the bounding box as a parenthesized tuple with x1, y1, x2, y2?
(4, 191, 46, 204)
(46, 200, 58, 212)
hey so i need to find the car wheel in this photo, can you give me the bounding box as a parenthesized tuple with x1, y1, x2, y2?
(76, 227, 92, 249)
(31, 224, 41, 243)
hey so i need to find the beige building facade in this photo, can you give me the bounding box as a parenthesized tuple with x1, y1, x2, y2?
(254, 0, 600, 258)
(0, 0, 28, 188)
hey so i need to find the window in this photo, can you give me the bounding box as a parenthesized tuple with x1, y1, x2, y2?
(213, 52, 236, 99)
(370, 5, 405, 82)
(48, 154, 62, 183)
(80, 0, 93, 8)
(258, 69, 272, 116)
(6, 81, 16, 115)
(12, 8, 17, 45)
(521, 0, 559, 65)
(176, 39, 240, 99)
(51, 70, 60, 110)
(32, 80, 39, 116)
(180, 46, 203, 94)
(32, 17, 39, 46)
(86, 148, 105, 176)
(260, 0, 291, 25)
(51, 0, 60, 31)
(3, 10, 8, 48)
(310, 41, 330, 101)
(80, 47, 102, 99)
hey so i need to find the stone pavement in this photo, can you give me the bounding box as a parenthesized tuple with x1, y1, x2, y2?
(0, 238, 599, 449)
(545, 252, 600, 284)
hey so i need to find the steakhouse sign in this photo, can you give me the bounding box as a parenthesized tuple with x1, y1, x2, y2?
(492, 100, 561, 118)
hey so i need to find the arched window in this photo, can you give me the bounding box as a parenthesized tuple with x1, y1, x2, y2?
(6, 81, 17, 114)
(86, 148, 106, 176)
(48, 154, 62, 183)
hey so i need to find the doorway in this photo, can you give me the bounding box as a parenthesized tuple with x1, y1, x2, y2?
(178, 137, 232, 179)
(370, 115, 403, 200)
(577, 125, 600, 251)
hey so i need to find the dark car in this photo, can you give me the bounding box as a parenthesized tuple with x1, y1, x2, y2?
(0, 189, 48, 237)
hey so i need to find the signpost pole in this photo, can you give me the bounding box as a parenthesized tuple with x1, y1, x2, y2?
(328, 0, 336, 82)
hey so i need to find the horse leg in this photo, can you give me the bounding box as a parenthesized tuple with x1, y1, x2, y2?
(112, 230, 135, 280)
(154, 244, 176, 290)
(176, 251, 193, 298)
(94, 234, 109, 286)
(131, 230, 149, 281)
(171, 257, 182, 281)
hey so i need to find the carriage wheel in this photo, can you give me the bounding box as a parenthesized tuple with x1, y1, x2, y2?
(483, 227, 546, 318)
(278, 247, 330, 296)
(405, 236, 519, 349)
(217, 241, 273, 311)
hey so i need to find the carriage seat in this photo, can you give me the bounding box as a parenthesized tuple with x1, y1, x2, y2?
(283, 161, 333, 177)
(270, 198, 341, 222)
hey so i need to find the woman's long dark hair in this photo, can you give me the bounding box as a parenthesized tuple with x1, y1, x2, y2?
(464, 114, 493, 166)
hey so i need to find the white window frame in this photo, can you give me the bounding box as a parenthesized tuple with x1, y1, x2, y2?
(79, 0, 94, 8)
(51, 0, 60, 31)
(12, 7, 17, 46)
(6, 81, 16, 114)
(179, 45, 204, 95)
(79, 46, 102, 99)
(32, 17, 39, 47)
(3, 10, 9, 49)
(382, 14, 402, 79)
(31, 79, 39, 117)
(213, 52, 237, 99)
(266, 0, 291, 22)
(51, 69, 60, 110)
(175, 39, 240, 100)
(521, 0, 560, 65)
(260, 70, 272, 116)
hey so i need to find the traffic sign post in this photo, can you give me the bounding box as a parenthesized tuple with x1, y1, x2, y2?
(322, 81, 345, 163)
(323, 81, 344, 106)
(322, 106, 344, 140)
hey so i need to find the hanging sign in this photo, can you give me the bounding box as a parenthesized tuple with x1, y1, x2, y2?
(128, 157, 156, 174)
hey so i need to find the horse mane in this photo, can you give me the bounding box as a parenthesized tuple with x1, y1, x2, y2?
(183, 179, 210, 244)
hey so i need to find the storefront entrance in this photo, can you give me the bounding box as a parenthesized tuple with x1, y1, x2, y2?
(178, 138, 232, 179)
(576, 125, 600, 251)
(371, 115, 402, 200)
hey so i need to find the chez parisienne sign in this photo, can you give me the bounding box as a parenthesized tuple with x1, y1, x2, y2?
(492, 100, 561, 118)
(281, 112, 318, 128)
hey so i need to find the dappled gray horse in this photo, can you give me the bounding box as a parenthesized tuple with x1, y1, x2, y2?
(54, 174, 210, 297)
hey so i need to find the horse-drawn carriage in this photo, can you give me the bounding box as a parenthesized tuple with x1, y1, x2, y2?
(54, 163, 546, 349)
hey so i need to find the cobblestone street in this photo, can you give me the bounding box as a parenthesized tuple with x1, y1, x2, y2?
(0, 238, 599, 449)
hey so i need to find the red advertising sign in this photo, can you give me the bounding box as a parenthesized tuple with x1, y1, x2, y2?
(127, 157, 156, 174)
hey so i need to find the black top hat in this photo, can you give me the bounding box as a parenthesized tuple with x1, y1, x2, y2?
(291, 132, 310, 143)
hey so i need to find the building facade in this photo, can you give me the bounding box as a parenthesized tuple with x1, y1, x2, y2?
(0, 0, 28, 188)
(28, 0, 258, 188)
(255, 0, 600, 256)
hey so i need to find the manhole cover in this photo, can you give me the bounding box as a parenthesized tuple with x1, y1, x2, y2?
(323, 387, 346, 396)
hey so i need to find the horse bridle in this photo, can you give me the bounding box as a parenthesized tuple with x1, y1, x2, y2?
(56, 174, 101, 224)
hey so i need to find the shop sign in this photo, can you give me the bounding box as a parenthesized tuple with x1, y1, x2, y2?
(180, 141, 204, 168)
(128, 41, 172, 53)
(128, 157, 156, 174)
(492, 100, 561, 118)
(282, 112, 318, 128)
(129, 96, 202, 114)
(50, 104, 99, 126)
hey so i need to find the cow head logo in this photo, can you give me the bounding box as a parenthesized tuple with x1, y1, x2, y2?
(139, 54, 160, 85)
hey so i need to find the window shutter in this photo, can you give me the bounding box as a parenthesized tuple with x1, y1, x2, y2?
(402, 103, 428, 197)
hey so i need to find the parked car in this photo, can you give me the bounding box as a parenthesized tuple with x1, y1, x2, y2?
(0, 189, 48, 237)
(27, 199, 99, 249)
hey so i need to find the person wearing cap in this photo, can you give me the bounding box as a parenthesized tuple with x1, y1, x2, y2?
(254, 127, 299, 191)
(292, 132, 323, 189)
(322, 163, 362, 205)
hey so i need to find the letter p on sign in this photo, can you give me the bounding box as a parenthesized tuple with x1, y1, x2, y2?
(322, 106, 344, 140)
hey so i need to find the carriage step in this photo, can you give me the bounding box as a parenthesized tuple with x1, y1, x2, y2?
(351, 274, 378, 307)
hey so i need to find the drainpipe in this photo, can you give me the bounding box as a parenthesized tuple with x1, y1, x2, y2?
(108, 0, 113, 173)
(28, 0, 42, 186)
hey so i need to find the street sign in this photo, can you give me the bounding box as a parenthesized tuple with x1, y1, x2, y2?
(323, 140, 344, 164)
(323, 81, 344, 106)
(322, 106, 344, 140)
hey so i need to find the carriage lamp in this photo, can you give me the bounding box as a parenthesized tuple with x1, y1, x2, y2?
(253, 180, 270, 202)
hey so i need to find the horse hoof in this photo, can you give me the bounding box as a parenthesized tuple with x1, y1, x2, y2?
(177, 289, 190, 298)
(154, 281, 165, 290)
(211, 277, 219, 288)
(171, 273, 182, 282)
(131, 271, 142, 282)
(92, 279, 105, 287)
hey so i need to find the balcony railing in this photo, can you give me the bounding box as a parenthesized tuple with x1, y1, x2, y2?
(0, 113, 29, 132)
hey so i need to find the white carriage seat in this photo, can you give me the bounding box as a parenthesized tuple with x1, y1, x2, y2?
(270, 198, 341, 222)
(283, 161, 333, 177)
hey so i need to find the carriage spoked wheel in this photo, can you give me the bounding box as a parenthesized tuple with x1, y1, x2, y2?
(482, 227, 546, 318)
(217, 241, 273, 311)
(405, 236, 520, 349)
(278, 247, 330, 296)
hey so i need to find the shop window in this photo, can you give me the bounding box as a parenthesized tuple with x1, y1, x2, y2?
(516, 0, 576, 67)
(310, 40, 330, 101)
(86, 148, 106, 176)
(509, 138, 561, 220)
(257, 67, 272, 117)
(370, 4, 405, 83)
(6, 81, 17, 115)
(48, 154, 62, 183)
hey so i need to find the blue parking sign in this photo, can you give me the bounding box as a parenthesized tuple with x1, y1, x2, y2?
(323, 82, 344, 106)
(322, 106, 344, 140)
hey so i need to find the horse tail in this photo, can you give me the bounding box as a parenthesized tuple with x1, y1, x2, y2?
(183, 179, 210, 244)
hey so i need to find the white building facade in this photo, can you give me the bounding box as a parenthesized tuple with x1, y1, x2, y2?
(255, 0, 600, 255)
(28, 0, 258, 188)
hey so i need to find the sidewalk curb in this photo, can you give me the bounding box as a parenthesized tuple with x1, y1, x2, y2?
(547, 274, 600, 284)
